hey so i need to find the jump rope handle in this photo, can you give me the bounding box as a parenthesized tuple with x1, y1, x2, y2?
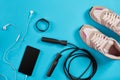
(47, 53, 62, 77)
(41, 37, 66, 76)
(41, 37, 67, 46)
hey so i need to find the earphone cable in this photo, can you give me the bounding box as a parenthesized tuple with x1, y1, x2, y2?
(1, 10, 33, 80)
(24, 75, 28, 80)
(3, 40, 18, 80)
(22, 10, 34, 42)
(1, 23, 21, 80)
(0, 73, 8, 80)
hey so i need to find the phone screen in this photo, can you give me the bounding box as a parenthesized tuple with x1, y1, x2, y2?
(18, 46, 40, 76)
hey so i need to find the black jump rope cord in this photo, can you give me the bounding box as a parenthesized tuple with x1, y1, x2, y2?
(41, 37, 97, 80)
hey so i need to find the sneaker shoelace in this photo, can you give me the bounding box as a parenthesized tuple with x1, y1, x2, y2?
(102, 11, 120, 34)
(91, 33, 109, 53)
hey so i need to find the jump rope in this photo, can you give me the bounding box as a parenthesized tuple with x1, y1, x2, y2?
(41, 37, 97, 80)
(0, 10, 97, 80)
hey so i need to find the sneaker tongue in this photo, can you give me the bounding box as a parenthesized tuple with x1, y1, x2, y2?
(103, 39, 114, 53)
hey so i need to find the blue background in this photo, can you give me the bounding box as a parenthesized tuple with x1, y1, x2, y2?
(0, 0, 120, 80)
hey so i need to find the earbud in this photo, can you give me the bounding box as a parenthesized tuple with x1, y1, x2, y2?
(30, 10, 34, 15)
(2, 24, 11, 30)
(2, 23, 21, 42)
(29, 10, 34, 18)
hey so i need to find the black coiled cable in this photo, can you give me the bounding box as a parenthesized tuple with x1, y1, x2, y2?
(59, 43, 97, 80)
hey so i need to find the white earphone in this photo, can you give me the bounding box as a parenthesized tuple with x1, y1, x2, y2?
(2, 24, 11, 30)
(29, 10, 34, 19)
(2, 24, 21, 42)
(1, 10, 34, 80)
(30, 10, 34, 15)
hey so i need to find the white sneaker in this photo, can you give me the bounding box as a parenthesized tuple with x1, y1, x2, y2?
(80, 24, 120, 59)
(90, 6, 120, 36)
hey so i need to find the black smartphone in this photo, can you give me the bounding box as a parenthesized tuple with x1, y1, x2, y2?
(18, 46, 40, 76)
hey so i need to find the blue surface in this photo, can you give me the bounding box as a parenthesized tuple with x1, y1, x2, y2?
(0, 0, 120, 80)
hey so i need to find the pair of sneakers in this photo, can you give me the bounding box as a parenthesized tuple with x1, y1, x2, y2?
(80, 6, 120, 59)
